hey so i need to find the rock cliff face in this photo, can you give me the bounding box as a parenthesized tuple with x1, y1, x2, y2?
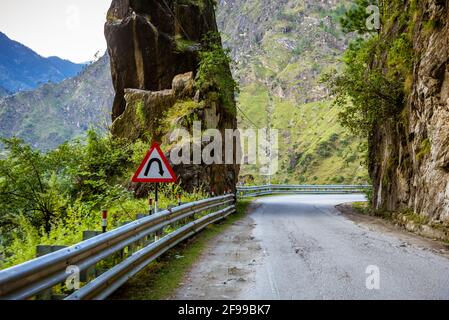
(105, 0, 218, 121)
(105, 0, 239, 193)
(371, 1, 449, 223)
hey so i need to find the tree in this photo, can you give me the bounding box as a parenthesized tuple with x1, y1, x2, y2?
(0, 138, 68, 233)
(0, 130, 136, 239)
(323, 37, 404, 137)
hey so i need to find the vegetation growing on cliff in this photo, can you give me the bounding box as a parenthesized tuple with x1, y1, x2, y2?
(323, 37, 405, 137)
(196, 32, 238, 113)
(417, 138, 431, 161)
(162, 100, 205, 132)
(174, 35, 199, 54)
(324, 0, 415, 138)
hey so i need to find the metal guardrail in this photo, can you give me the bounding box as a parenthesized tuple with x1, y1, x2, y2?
(237, 185, 371, 198)
(0, 194, 236, 300)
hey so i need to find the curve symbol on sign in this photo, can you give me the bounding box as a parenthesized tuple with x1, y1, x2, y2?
(145, 158, 164, 176)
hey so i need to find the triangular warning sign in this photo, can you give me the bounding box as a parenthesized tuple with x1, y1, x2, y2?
(132, 143, 177, 183)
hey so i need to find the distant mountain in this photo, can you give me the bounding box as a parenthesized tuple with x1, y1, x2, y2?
(46, 56, 87, 78)
(0, 32, 85, 93)
(0, 86, 10, 98)
(0, 55, 113, 150)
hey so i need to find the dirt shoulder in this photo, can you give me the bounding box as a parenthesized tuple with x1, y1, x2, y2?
(336, 203, 449, 259)
(172, 202, 262, 300)
(110, 199, 258, 300)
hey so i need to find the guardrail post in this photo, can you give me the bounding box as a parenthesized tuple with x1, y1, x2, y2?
(136, 214, 150, 246)
(119, 221, 136, 255)
(81, 231, 102, 282)
(155, 184, 159, 213)
(101, 210, 108, 233)
(155, 208, 166, 240)
(35, 245, 68, 300)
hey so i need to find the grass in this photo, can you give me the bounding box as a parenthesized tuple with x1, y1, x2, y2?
(352, 201, 393, 220)
(237, 83, 270, 128)
(109, 198, 254, 300)
(352, 201, 370, 214)
(400, 209, 430, 226)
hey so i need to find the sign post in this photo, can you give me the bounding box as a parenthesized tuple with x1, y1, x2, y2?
(148, 198, 153, 215)
(132, 143, 177, 215)
(155, 183, 159, 213)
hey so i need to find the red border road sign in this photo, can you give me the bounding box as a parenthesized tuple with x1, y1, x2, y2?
(132, 142, 177, 183)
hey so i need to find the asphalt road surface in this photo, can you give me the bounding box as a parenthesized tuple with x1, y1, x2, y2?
(174, 195, 449, 300)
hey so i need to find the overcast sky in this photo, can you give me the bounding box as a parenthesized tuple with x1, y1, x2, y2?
(0, 0, 112, 63)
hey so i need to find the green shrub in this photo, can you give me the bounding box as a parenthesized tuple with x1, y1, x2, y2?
(196, 32, 239, 113)
(323, 36, 405, 137)
(0, 130, 206, 269)
(387, 33, 413, 79)
(324, 1, 415, 139)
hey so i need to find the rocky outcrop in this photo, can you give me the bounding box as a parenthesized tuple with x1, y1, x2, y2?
(105, 0, 218, 121)
(111, 72, 193, 142)
(371, 1, 449, 224)
(105, 0, 239, 194)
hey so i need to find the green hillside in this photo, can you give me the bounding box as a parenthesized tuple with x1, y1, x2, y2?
(217, 0, 368, 184)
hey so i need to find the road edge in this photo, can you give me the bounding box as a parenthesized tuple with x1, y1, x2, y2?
(109, 198, 257, 300)
(336, 202, 449, 259)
